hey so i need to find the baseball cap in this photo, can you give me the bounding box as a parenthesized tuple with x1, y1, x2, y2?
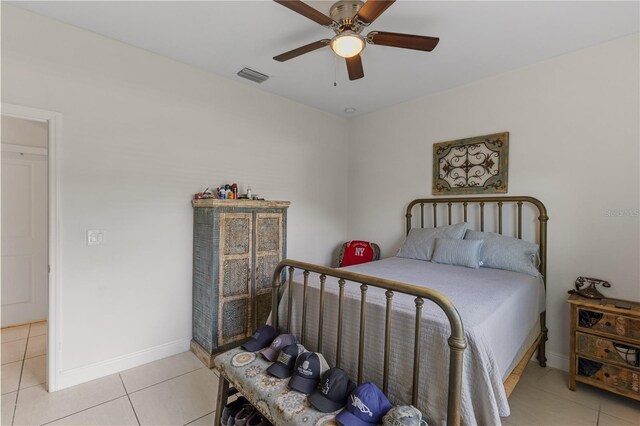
(267, 344, 307, 378)
(382, 405, 426, 426)
(309, 367, 356, 413)
(336, 382, 392, 426)
(260, 334, 298, 361)
(288, 352, 330, 394)
(241, 325, 278, 352)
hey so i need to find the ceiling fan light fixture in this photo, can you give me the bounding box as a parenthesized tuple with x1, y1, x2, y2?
(331, 31, 365, 58)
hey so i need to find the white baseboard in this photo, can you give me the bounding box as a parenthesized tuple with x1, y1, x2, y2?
(545, 350, 569, 372)
(55, 337, 191, 391)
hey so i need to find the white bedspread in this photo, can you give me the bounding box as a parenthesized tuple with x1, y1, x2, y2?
(276, 257, 545, 426)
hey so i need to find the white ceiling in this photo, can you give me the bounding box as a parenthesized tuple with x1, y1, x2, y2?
(10, 1, 639, 116)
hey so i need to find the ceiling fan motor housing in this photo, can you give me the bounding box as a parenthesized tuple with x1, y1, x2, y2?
(330, 0, 365, 32)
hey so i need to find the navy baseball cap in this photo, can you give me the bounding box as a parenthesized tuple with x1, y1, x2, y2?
(241, 325, 278, 352)
(260, 334, 298, 361)
(267, 344, 306, 378)
(309, 367, 356, 413)
(336, 382, 392, 426)
(288, 352, 330, 394)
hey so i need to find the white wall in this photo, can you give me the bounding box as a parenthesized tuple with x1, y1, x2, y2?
(347, 34, 640, 369)
(1, 5, 349, 388)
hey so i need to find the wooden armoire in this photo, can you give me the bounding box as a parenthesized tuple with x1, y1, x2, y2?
(190, 199, 290, 367)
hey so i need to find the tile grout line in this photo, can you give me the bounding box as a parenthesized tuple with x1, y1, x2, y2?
(519, 378, 609, 416)
(525, 373, 640, 422)
(184, 410, 215, 426)
(40, 359, 206, 425)
(11, 322, 32, 426)
(40, 395, 126, 425)
(127, 366, 206, 396)
(119, 373, 141, 426)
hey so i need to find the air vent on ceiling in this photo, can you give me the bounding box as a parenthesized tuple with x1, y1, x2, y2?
(237, 67, 269, 84)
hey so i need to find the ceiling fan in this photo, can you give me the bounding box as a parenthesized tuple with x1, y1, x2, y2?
(273, 0, 439, 81)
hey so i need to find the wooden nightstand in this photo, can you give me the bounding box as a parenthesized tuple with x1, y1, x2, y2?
(568, 294, 640, 401)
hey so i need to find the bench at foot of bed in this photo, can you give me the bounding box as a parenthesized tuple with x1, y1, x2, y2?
(214, 348, 338, 426)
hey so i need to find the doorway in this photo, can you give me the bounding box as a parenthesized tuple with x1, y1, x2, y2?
(2, 116, 49, 326)
(1, 115, 49, 398)
(1, 103, 60, 393)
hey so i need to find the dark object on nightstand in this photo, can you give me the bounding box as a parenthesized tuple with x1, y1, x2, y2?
(568, 276, 611, 300)
(568, 293, 640, 401)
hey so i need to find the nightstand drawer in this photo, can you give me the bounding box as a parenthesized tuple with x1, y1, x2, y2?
(577, 308, 640, 341)
(577, 332, 640, 370)
(577, 357, 640, 396)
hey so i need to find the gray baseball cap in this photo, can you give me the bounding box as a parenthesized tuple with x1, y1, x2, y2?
(260, 334, 298, 361)
(382, 405, 426, 426)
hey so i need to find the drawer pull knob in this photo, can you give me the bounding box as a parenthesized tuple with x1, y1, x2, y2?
(604, 348, 610, 353)
(605, 322, 612, 327)
(604, 372, 610, 378)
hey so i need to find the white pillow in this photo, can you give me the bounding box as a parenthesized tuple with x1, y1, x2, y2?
(397, 222, 468, 261)
(464, 230, 540, 277)
(431, 238, 484, 269)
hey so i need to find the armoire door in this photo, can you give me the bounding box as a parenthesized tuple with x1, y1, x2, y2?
(218, 212, 252, 346)
(254, 212, 284, 328)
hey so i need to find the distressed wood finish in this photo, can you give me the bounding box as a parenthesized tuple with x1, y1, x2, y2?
(568, 294, 640, 401)
(504, 334, 543, 397)
(191, 200, 289, 366)
(192, 199, 290, 209)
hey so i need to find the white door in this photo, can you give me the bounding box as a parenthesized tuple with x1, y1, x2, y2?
(1, 148, 48, 326)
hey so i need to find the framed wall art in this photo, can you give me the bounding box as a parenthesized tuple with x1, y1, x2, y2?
(432, 132, 509, 195)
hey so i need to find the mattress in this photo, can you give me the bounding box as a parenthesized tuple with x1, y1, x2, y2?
(276, 256, 545, 426)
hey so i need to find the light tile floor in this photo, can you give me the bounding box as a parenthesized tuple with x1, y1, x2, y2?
(1, 327, 638, 425)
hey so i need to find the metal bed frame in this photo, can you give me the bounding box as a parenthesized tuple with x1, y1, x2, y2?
(214, 196, 548, 426)
(406, 196, 549, 371)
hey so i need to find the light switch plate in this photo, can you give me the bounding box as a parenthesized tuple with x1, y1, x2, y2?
(87, 230, 105, 246)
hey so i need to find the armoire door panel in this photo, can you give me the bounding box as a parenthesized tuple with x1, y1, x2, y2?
(222, 216, 251, 256)
(256, 254, 280, 291)
(256, 215, 281, 253)
(255, 292, 272, 329)
(218, 212, 253, 347)
(221, 258, 251, 297)
(221, 298, 250, 342)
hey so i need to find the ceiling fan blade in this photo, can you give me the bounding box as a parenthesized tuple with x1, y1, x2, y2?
(367, 31, 439, 51)
(274, 39, 330, 62)
(345, 55, 364, 80)
(355, 0, 396, 25)
(273, 0, 336, 27)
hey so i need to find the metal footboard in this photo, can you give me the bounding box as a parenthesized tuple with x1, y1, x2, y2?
(270, 260, 467, 426)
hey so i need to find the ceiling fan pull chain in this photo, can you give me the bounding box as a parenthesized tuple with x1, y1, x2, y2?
(333, 53, 338, 87)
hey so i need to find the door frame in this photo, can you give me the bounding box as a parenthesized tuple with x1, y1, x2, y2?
(2, 103, 62, 391)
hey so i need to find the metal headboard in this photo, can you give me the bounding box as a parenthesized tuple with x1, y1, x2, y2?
(406, 196, 550, 370)
(406, 196, 549, 285)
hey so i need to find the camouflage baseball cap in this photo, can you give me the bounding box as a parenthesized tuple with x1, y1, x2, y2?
(382, 405, 426, 426)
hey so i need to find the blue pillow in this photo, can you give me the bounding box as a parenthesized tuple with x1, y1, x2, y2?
(397, 222, 468, 261)
(464, 230, 540, 277)
(431, 238, 484, 269)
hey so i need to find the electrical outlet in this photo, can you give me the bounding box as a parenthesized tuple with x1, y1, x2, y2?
(87, 230, 105, 246)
